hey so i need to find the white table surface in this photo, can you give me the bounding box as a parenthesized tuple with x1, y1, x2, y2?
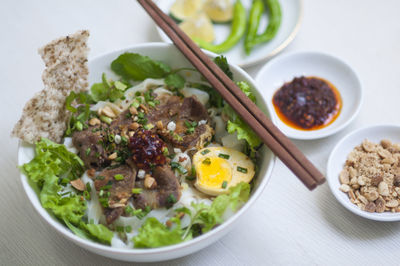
(1, 0, 400, 265)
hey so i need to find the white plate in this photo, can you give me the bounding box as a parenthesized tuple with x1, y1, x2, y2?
(155, 0, 303, 67)
(327, 125, 400, 222)
(18, 43, 276, 262)
(255, 51, 363, 139)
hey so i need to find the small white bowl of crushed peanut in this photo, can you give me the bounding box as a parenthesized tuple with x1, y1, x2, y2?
(327, 125, 400, 221)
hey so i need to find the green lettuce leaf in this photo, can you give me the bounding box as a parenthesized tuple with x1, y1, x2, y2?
(111, 53, 171, 81)
(192, 182, 251, 233)
(65, 221, 114, 245)
(223, 81, 262, 150)
(83, 223, 114, 244)
(133, 217, 184, 248)
(227, 120, 262, 150)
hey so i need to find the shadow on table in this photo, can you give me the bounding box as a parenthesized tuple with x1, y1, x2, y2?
(315, 185, 400, 240)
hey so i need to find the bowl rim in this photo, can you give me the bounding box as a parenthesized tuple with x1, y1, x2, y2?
(19, 42, 276, 255)
(327, 124, 400, 222)
(255, 50, 364, 140)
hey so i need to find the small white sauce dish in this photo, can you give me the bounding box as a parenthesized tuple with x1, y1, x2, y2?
(255, 51, 363, 140)
(327, 125, 400, 222)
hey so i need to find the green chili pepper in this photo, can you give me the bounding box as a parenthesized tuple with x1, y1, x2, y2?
(195, 0, 246, 54)
(246, 0, 282, 53)
(244, 0, 264, 54)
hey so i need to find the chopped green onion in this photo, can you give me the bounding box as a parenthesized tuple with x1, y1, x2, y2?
(162, 147, 169, 156)
(221, 181, 228, 189)
(218, 153, 230, 159)
(201, 149, 211, 155)
(135, 91, 142, 97)
(237, 166, 248, 173)
(125, 225, 132, 233)
(108, 134, 115, 142)
(85, 147, 91, 156)
(131, 100, 140, 108)
(100, 181, 113, 191)
(96, 175, 105, 180)
(99, 198, 109, 207)
(144, 123, 154, 130)
(202, 158, 211, 165)
(116, 226, 124, 232)
(100, 115, 112, 125)
(125, 205, 134, 215)
(100, 185, 112, 190)
(114, 174, 124, 181)
(185, 175, 195, 181)
(154, 100, 160, 105)
(132, 188, 142, 194)
(76, 121, 83, 131)
(148, 101, 156, 108)
(83, 190, 91, 200)
(99, 190, 104, 197)
(86, 182, 92, 192)
(121, 136, 128, 144)
(171, 162, 188, 175)
(167, 194, 177, 204)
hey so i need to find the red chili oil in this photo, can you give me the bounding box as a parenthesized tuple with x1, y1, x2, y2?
(128, 129, 167, 169)
(272, 76, 342, 130)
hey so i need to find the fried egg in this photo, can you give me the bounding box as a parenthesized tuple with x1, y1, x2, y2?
(193, 147, 255, 196)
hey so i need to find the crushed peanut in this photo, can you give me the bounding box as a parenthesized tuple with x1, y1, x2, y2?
(144, 174, 157, 189)
(70, 179, 85, 191)
(98, 106, 116, 118)
(339, 139, 400, 213)
(88, 117, 101, 126)
(108, 152, 117, 160)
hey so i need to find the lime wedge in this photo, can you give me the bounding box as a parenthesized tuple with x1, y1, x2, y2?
(179, 13, 215, 43)
(170, 0, 204, 22)
(203, 0, 234, 23)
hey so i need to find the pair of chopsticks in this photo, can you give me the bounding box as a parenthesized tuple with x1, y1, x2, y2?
(137, 0, 325, 190)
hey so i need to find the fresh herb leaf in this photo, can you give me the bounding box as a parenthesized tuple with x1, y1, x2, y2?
(189, 82, 223, 108)
(213, 55, 233, 80)
(165, 73, 185, 90)
(111, 53, 171, 81)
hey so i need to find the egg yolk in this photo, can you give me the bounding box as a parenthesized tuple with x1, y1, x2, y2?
(197, 157, 232, 188)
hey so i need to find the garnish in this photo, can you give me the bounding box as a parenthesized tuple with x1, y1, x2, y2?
(201, 149, 211, 155)
(202, 158, 211, 165)
(237, 166, 248, 173)
(132, 188, 142, 194)
(218, 153, 230, 159)
(184, 120, 198, 134)
(221, 181, 228, 189)
(114, 174, 124, 181)
(171, 162, 188, 175)
(167, 194, 177, 204)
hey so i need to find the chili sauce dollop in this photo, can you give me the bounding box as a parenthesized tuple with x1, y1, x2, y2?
(272, 76, 342, 130)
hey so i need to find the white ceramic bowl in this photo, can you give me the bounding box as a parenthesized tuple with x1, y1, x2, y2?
(18, 43, 276, 262)
(155, 0, 303, 67)
(256, 51, 363, 140)
(327, 125, 400, 222)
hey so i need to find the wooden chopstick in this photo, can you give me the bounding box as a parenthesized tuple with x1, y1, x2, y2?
(137, 0, 325, 189)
